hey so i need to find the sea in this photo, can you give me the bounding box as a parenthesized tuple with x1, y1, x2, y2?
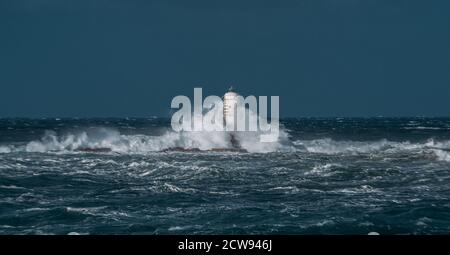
(0, 117, 450, 234)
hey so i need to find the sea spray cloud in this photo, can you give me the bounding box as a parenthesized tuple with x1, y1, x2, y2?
(170, 88, 279, 142)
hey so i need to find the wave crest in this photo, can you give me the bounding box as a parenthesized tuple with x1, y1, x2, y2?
(293, 138, 450, 162)
(2, 127, 450, 161)
(24, 127, 292, 154)
(0, 146, 12, 153)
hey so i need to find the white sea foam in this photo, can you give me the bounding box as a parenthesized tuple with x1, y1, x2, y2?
(67, 232, 82, 235)
(294, 138, 421, 155)
(160, 183, 196, 193)
(0, 185, 26, 190)
(0, 146, 11, 153)
(168, 226, 184, 231)
(292, 138, 450, 162)
(22, 122, 292, 154)
(66, 206, 107, 215)
(306, 163, 342, 176)
(3, 123, 450, 161)
(432, 149, 450, 162)
(8, 134, 450, 161)
(403, 126, 447, 130)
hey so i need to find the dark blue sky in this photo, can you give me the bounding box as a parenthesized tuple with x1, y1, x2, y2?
(1, 0, 449, 117)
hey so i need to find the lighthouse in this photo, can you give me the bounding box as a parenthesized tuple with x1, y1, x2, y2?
(223, 86, 239, 128)
(223, 86, 241, 148)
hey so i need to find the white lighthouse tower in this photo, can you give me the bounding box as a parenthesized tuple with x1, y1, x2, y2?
(223, 86, 241, 148)
(223, 86, 239, 128)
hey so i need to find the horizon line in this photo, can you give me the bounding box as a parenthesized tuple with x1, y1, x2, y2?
(1, 116, 450, 119)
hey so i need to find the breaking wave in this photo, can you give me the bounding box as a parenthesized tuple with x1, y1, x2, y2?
(6, 131, 449, 161)
(293, 138, 450, 162)
(2, 128, 450, 161)
(0, 146, 12, 153)
(433, 149, 450, 162)
(21, 127, 292, 154)
(17, 105, 292, 154)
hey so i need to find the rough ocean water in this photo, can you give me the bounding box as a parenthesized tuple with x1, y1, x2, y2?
(1, 117, 450, 234)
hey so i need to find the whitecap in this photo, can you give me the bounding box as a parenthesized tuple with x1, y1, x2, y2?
(431, 149, 450, 162)
(403, 126, 444, 130)
(0, 185, 26, 190)
(306, 163, 342, 176)
(0, 146, 11, 153)
(293, 138, 450, 162)
(66, 206, 107, 215)
(168, 226, 184, 231)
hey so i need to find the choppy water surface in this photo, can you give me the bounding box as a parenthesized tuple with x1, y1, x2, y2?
(1, 118, 450, 234)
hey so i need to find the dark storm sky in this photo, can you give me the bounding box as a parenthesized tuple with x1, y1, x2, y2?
(0, 0, 449, 117)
